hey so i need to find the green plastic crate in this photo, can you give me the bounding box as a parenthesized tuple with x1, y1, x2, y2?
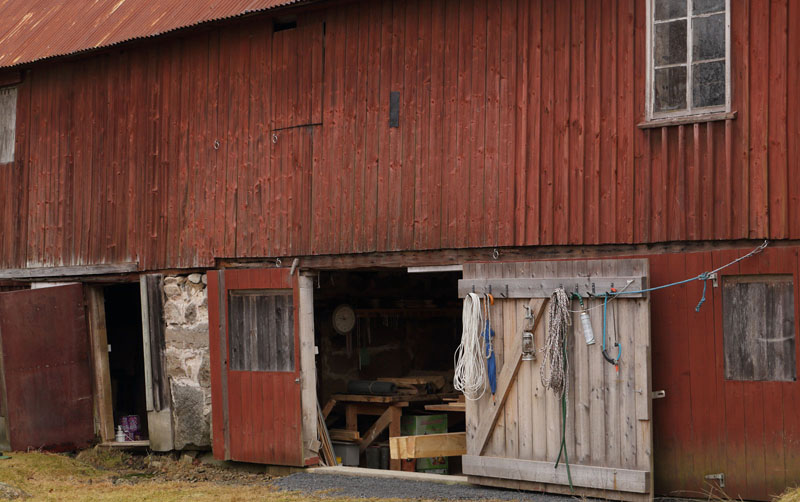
(400, 414, 448, 473)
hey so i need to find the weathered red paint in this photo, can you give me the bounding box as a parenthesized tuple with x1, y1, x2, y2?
(208, 268, 303, 466)
(1, 0, 798, 271)
(649, 246, 800, 500)
(0, 284, 94, 451)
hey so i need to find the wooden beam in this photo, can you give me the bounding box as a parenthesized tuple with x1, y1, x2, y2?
(86, 286, 114, 442)
(390, 432, 466, 459)
(474, 299, 546, 456)
(458, 277, 646, 299)
(0, 263, 139, 279)
(321, 398, 337, 419)
(462, 455, 650, 494)
(298, 275, 318, 462)
(218, 238, 777, 271)
(358, 406, 395, 453)
(329, 429, 361, 442)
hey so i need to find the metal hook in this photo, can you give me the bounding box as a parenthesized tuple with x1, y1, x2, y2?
(213, 139, 220, 150)
(492, 248, 499, 260)
(275, 257, 282, 268)
(272, 133, 278, 144)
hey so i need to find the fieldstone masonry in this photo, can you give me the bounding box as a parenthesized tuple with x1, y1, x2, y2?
(163, 274, 211, 449)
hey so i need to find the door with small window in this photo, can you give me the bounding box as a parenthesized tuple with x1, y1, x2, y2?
(208, 269, 306, 466)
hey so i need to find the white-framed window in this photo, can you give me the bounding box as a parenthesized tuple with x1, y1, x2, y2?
(645, 0, 730, 121)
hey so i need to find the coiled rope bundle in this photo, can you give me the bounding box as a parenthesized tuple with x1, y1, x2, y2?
(541, 287, 574, 489)
(541, 287, 571, 397)
(454, 293, 487, 401)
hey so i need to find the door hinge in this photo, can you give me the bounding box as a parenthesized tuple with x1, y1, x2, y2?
(705, 473, 725, 488)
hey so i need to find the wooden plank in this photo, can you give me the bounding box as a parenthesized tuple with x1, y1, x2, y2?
(468, 474, 651, 502)
(359, 406, 394, 452)
(86, 286, 114, 442)
(462, 455, 650, 493)
(298, 274, 317, 460)
(458, 277, 646, 298)
(473, 298, 545, 455)
(329, 429, 361, 442)
(0, 262, 138, 279)
(390, 432, 466, 459)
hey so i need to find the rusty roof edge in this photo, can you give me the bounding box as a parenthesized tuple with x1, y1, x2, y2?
(0, 0, 316, 71)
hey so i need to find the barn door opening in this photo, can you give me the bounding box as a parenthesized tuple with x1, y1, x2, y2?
(208, 268, 316, 466)
(314, 268, 464, 473)
(0, 284, 95, 451)
(103, 283, 149, 443)
(459, 260, 653, 502)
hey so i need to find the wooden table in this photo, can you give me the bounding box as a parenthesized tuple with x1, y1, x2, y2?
(325, 393, 454, 470)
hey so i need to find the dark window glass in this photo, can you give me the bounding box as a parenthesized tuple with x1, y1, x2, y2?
(654, 0, 686, 20)
(693, 60, 725, 107)
(654, 20, 687, 66)
(693, 0, 724, 15)
(693, 14, 725, 61)
(654, 66, 687, 111)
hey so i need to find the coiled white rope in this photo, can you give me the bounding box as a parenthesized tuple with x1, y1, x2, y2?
(541, 288, 570, 398)
(454, 293, 487, 401)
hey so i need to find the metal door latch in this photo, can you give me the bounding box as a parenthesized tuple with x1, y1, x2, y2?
(705, 473, 725, 487)
(651, 390, 666, 399)
(295, 378, 301, 383)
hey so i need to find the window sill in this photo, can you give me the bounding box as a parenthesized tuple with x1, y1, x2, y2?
(637, 111, 737, 129)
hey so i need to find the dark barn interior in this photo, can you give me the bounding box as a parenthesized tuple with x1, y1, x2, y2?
(103, 283, 149, 441)
(314, 269, 465, 472)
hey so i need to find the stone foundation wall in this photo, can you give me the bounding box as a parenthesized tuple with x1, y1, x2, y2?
(163, 273, 211, 450)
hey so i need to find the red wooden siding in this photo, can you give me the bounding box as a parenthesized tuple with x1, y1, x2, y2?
(1, 0, 799, 270)
(650, 246, 800, 500)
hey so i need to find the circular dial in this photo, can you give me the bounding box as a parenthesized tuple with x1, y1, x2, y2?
(332, 304, 356, 334)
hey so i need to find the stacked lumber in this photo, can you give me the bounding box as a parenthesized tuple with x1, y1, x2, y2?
(424, 395, 466, 412)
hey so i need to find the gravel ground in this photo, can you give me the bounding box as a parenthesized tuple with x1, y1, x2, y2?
(272, 472, 573, 501)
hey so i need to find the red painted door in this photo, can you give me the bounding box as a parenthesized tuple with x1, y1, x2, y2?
(0, 284, 94, 451)
(208, 268, 304, 466)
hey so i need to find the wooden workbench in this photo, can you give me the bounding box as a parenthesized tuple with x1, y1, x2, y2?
(326, 393, 455, 470)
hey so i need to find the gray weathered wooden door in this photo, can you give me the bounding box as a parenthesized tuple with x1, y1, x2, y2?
(459, 259, 653, 502)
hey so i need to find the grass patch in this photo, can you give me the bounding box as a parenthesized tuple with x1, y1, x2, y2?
(777, 486, 800, 502)
(0, 451, 414, 502)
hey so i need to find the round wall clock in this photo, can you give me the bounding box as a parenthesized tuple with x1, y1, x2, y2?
(332, 304, 356, 335)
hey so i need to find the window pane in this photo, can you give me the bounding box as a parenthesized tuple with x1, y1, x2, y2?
(693, 60, 725, 107)
(693, 13, 725, 61)
(693, 0, 724, 15)
(654, 0, 686, 20)
(654, 20, 687, 66)
(654, 66, 687, 112)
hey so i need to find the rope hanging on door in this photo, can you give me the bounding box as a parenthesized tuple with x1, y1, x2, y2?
(454, 293, 487, 401)
(541, 287, 574, 490)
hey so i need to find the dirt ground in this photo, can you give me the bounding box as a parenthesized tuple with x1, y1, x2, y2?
(0, 448, 365, 502)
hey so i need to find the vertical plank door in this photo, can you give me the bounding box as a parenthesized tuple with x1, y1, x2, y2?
(0, 284, 94, 451)
(208, 268, 307, 466)
(459, 259, 653, 502)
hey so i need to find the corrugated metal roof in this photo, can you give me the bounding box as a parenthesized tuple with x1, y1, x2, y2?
(0, 0, 306, 68)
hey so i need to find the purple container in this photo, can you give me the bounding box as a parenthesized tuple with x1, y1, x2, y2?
(121, 415, 140, 440)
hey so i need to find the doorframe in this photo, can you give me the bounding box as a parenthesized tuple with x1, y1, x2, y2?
(85, 285, 115, 443)
(86, 278, 172, 447)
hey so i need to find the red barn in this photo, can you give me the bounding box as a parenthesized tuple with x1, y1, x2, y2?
(0, 0, 797, 500)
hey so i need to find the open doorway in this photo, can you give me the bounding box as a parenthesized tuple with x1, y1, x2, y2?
(315, 268, 464, 474)
(103, 283, 149, 442)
